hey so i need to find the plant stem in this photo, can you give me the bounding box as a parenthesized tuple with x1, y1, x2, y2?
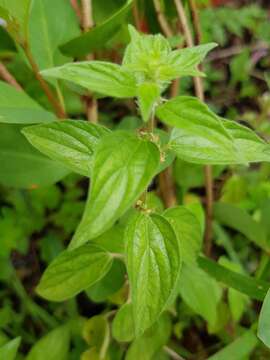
(159, 167, 177, 208)
(174, 0, 214, 256)
(23, 44, 66, 118)
(0, 61, 23, 90)
(70, 0, 82, 21)
(164, 346, 186, 360)
(153, 0, 174, 38)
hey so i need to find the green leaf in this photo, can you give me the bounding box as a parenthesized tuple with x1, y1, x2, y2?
(86, 259, 126, 302)
(126, 212, 181, 336)
(22, 120, 109, 176)
(28, 0, 80, 70)
(0, 124, 69, 188)
(70, 131, 160, 249)
(36, 243, 113, 301)
(164, 206, 203, 265)
(208, 330, 258, 360)
(0, 0, 32, 42)
(83, 315, 109, 351)
(179, 263, 222, 329)
(41, 61, 137, 99)
(112, 303, 134, 342)
(126, 314, 171, 360)
(137, 82, 160, 122)
(0, 337, 21, 360)
(258, 287, 270, 348)
(60, 0, 133, 58)
(0, 81, 55, 124)
(26, 325, 70, 360)
(198, 256, 269, 301)
(156, 96, 270, 165)
(214, 202, 269, 251)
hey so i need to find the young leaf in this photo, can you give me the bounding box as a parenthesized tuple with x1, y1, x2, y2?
(36, 243, 113, 301)
(214, 202, 269, 251)
(0, 81, 55, 124)
(60, 0, 133, 57)
(198, 256, 269, 301)
(126, 212, 181, 336)
(126, 314, 171, 360)
(137, 82, 160, 122)
(258, 287, 270, 348)
(82, 315, 109, 352)
(0, 337, 21, 360)
(179, 263, 222, 329)
(22, 120, 110, 176)
(112, 303, 135, 342)
(41, 61, 137, 98)
(69, 131, 160, 249)
(208, 330, 258, 360)
(0, 124, 69, 188)
(156, 96, 270, 165)
(26, 325, 70, 360)
(164, 206, 203, 264)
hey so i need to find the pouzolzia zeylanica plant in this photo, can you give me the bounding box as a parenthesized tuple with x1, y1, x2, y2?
(22, 25, 270, 344)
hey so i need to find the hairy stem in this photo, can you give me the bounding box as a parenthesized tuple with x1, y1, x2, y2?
(0, 62, 23, 91)
(174, 0, 214, 256)
(23, 44, 66, 118)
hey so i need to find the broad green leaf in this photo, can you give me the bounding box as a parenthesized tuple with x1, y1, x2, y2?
(126, 314, 171, 360)
(28, 0, 80, 70)
(36, 243, 113, 301)
(0, 81, 55, 124)
(112, 303, 134, 342)
(0, 0, 32, 42)
(0, 124, 69, 188)
(165, 43, 217, 79)
(60, 0, 133, 57)
(156, 96, 270, 165)
(258, 287, 270, 348)
(92, 224, 125, 254)
(126, 212, 181, 335)
(0, 337, 21, 360)
(208, 330, 258, 360)
(41, 61, 137, 99)
(22, 120, 109, 176)
(214, 202, 269, 251)
(179, 263, 222, 329)
(26, 325, 70, 360)
(164, 206, 203, 264)
(70, 131, 160, 249)
(86, 259, 126, 302)
(198, 256, 269, 301)
(137, 82, 160, 122)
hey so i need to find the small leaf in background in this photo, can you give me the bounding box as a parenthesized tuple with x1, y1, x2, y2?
(0, 81, 55, 124)
(41, 62, 137, 99)
(126, 212, 181, 336)
(70, 131, 160, 249)
(86, 259, 126, 302)
(179, 262, 222, 330)
(220, 174, 248, 204)
(125, 314, 171, 360)
(23, 120, 110, 176)
(0, 124, 69, 188)
(164, 206, 203, 264)
(37, 243, 113, 301)
(198, 256, 269, 301)
(208, 330, 258, 360)
(83, 315, 109, 353)
(26, 325, 70, 360)
(60, 0, 133, 57)
(213, 202, 269, 251)
(0, 337, 21, 360)
(156, 96, 270, 164)
(137, 82, 160, 122)
(258, 287, 270, 348)
(112, 303, 134, 342)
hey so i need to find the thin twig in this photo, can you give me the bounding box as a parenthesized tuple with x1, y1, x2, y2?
(0, 62, 23, 90)
(159, 166, 177, 208)
(153, 0, 174, 38)
(132, 0, 141, 30)
(174, 0, 213, 256)
(23, 44, 66, 118)
(70, 0, 82, 21)
(164, 346, 186, 360)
